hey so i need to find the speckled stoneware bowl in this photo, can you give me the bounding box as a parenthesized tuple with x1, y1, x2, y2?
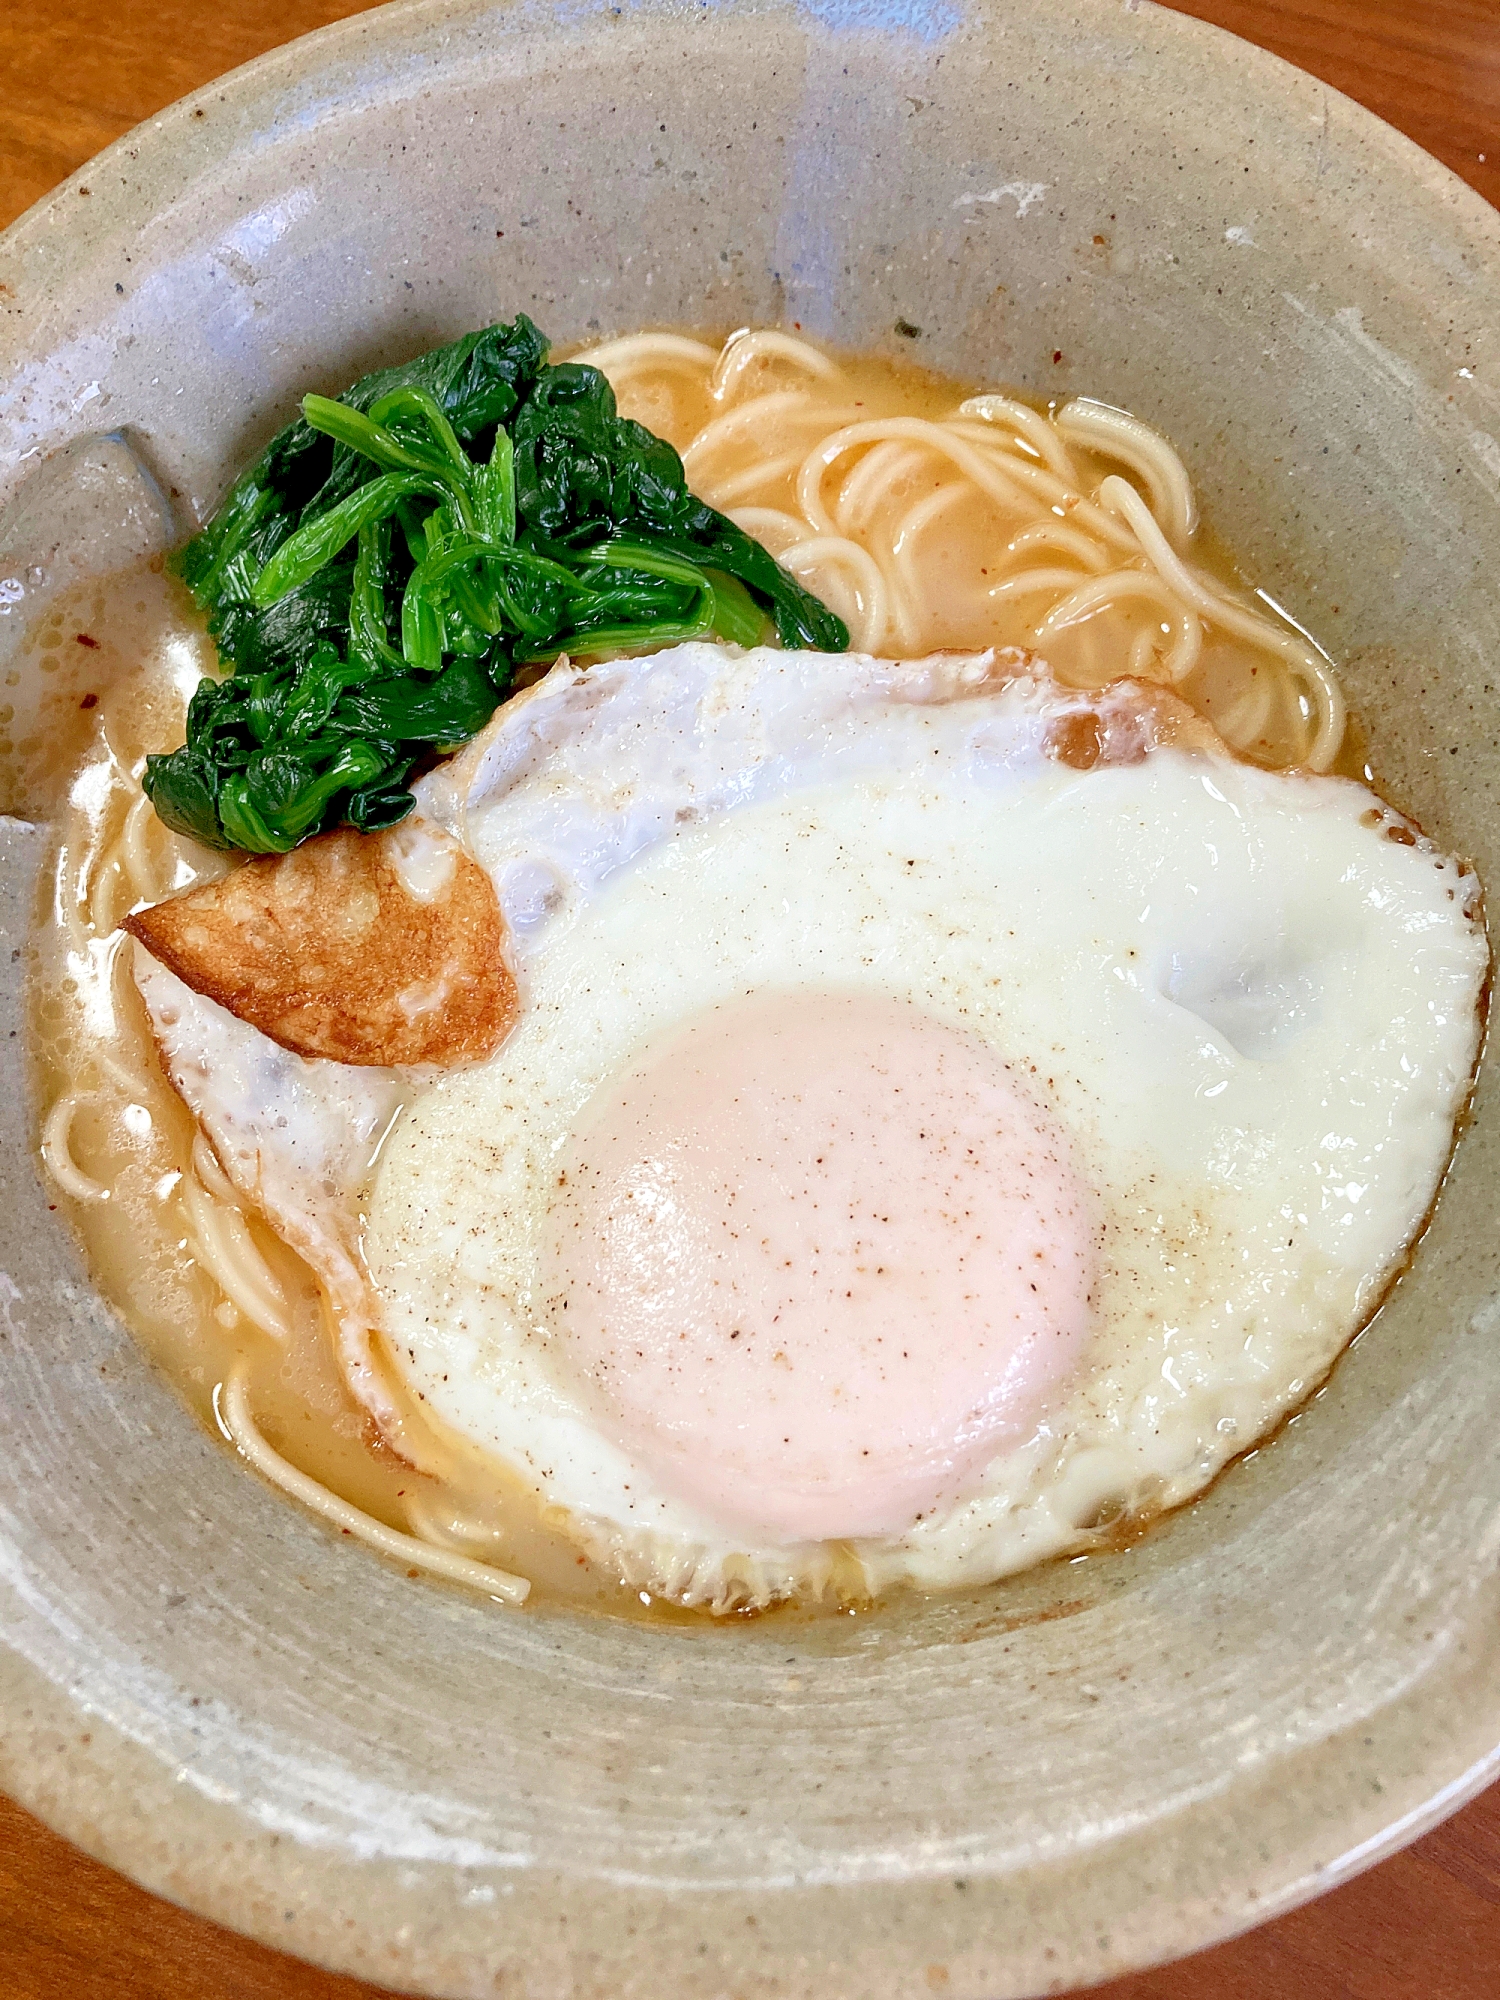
(2, 1, 1498, 1993)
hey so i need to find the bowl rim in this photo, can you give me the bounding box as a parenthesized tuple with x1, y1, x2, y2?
(3, 1, 1499, 1994)
(5, 0, 1500, 350)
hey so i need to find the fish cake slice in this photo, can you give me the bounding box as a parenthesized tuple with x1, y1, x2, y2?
(124, 819, 516, 1066)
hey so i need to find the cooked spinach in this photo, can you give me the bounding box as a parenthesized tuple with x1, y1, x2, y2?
(146, 316, 848, 853)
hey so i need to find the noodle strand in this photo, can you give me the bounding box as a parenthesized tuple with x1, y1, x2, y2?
(1056, 400, 1198, 549)
(41, 1096, 111, 1203)
(179, 1173, 292, 1340)
(218, 1368, 530, 1604)
(711, 327, 847, 403)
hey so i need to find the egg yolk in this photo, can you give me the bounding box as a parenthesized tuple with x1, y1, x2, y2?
(540, 989, 1094, 1542)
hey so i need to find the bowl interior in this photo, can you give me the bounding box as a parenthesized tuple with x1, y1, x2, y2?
(3, 3, 1500, 1995)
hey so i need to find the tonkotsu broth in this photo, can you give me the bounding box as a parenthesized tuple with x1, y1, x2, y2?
(25, 331, 1363, 1620)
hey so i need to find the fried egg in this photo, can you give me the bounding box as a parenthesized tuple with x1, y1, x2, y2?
(139, 644, 1487, 1610)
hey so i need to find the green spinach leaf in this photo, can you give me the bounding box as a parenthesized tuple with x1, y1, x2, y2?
(154, 316, 848, 852)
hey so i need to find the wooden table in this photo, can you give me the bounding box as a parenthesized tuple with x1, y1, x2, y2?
(2, 4, 1497, 1995)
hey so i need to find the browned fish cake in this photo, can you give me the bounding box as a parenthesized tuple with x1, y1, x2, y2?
(124, 821, 516, 1066)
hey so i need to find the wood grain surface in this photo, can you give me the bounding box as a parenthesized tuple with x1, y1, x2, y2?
(1, 3, 1497, 1996)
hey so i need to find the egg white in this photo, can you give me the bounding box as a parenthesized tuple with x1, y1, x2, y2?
(353, 645, 1487, 1608)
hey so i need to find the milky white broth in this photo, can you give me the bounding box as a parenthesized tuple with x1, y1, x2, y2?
(23, 332, 1430, 1621)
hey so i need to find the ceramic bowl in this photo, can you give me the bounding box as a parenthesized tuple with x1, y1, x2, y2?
(2, 2, 1498, 1994)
